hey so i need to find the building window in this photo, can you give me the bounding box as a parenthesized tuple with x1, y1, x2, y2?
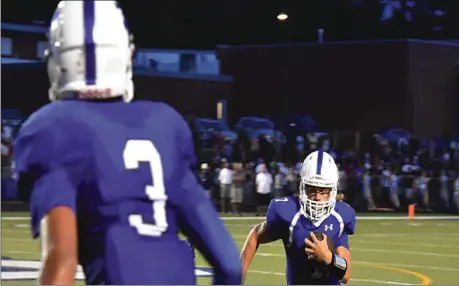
(1, 37, 13, 56)
(36, 41, 48, 59)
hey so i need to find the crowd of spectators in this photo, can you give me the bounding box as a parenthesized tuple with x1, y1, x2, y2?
(200, 133, 459, 214)
(2, 117, 459, 214)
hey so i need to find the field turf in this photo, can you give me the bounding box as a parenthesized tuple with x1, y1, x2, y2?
(1, 212, 458, 285)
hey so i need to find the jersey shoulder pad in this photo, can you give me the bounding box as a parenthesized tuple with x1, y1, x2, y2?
(334, 201, 356, 234)
(146, 101, 195, 165)
(14, 102, 86, 173)
(19, 102, 66, 135)
(268, 196, 299, 223)
(137, 100, 184, 122)
(141, 101, 191, 140)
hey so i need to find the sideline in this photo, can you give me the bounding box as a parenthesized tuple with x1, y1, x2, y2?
(2, 215, 459, 221)
(222, 216, 459, 221)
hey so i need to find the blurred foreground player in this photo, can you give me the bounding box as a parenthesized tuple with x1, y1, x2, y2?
(14, 1, 241, 285)
(240, 151, 356, 284)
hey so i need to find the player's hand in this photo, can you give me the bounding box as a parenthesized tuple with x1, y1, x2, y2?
(304, 232, 333, 265)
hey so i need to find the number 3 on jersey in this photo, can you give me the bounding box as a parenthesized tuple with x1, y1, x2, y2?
(123, 139, 168, 237)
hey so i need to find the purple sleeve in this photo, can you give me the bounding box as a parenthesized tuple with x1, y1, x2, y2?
(14, 110, 78, 238)
(173, 115, 242, 284)
(335, 209, 356, 249)
(176, 115, 197, 169)
(345, 215, 356, 235)
(29, 169, 77, 238)
(335, 232, 349, 249)
(266, 200, 284, 241)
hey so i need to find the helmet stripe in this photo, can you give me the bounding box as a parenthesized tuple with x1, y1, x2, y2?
(316, 150, 324, 175)
(83, 0, 96, 85)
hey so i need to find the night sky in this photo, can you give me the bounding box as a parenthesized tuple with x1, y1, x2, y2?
(2, 0, 458, 49)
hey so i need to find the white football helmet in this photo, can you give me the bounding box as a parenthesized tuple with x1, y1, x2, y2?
(46, 1, 134, 102)
(299, 150, 339, 222)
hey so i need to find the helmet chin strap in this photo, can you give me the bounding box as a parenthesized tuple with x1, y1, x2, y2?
(299, 192, 336, 225)
(300, 205, 331, 226)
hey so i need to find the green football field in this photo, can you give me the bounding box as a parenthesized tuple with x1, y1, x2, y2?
(1, 212, 458, 285)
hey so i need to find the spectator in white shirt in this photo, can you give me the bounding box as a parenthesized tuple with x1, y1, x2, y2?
(273, 166, 285, 197)
(255, 159, 265, 174)
(218, 162, 232, 213)
(337, 164, 347, 194)
(439, 170, 450, 208)
(231, 163, 245, 215)
(381, 168, 392, 192)
(255, 164, 273, 216)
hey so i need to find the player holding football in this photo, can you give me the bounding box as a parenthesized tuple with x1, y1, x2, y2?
(240, 151, 356, 285)
(14, 1, 241, 285)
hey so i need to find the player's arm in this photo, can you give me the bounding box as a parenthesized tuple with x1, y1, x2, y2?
(39, 206, 78, 285)
(308, 232, 351, 284)
(336, 245, 352, 284)
(173, 113, 241, 284)
(241, 198, 284, 279)
(332, 209, 356, 284)
(31, 169, 79, 285)
(16, 167, 79, 285)
(14, 119, 79, 285)
(177, 170, 242, 285)
(240, 220, 273, 279)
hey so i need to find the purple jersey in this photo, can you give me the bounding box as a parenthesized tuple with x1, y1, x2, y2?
(14, 100, 240, 285)
(266, 196, 356, 285)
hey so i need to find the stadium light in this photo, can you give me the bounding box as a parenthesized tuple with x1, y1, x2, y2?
(277, 13, 288, 21)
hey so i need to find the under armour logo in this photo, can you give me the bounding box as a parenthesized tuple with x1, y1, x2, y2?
(324, 224, 333, 231)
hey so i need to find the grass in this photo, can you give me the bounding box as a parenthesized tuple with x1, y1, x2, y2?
(1, 212, 459, 285)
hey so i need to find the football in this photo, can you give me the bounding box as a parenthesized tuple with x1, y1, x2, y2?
(311, 232, 324, 241)
(308, 232, 336, 253)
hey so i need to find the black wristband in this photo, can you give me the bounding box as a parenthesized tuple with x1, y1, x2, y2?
(327, 253, 347, 280)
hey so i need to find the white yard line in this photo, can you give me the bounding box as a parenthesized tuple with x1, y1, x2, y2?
(2, 249, 458, 272)
(354, 247, 459, 258)
(7, 234, 453, 250)
(220, 216, 459, 221)
(3, 235, 458, 259)
(354, 260, 459, 272)
(348, 239, 456, 248)
(231, 234, 458, 248)
(0, 259, 411, 284)
(3, 238, 36, 242)
(349, 279, 411, 285)
(230, 232, 459, 238)
(244, 269, 410, 285)
(2, 250, 40, 256)
(1, 217, 30, 220)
